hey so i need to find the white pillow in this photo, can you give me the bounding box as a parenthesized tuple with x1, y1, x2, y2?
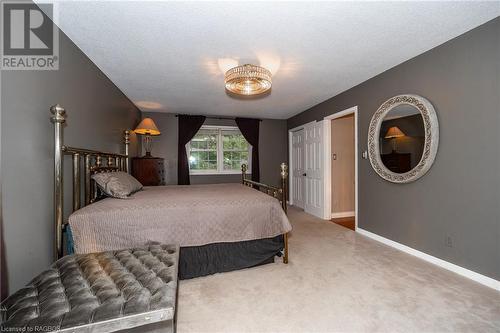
(91, 171, 143, 199)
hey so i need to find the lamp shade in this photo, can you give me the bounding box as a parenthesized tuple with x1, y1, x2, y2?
(134, 118, 160, 136)
(384, 126, 405, 139)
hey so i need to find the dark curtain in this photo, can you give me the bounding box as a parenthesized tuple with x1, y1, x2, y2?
(1, 216, 8, 301)
(235, 118, 260, 182)
(178, 115, 206, 185)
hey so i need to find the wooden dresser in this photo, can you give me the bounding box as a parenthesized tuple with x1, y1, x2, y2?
(131, 157, 165, 186)
(381, 151, 411, 173)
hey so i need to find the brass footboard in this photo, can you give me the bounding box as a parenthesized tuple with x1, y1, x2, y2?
(241, 163, 289, 264)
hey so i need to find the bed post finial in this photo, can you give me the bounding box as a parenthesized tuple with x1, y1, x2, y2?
(50, 104, 66, 123)
(241, 164, 247, 183)
(50, 104, 66, 261)
(123, 130, 130, 173)
(280, 162, 288, 177)
(280, 163, 288, 213)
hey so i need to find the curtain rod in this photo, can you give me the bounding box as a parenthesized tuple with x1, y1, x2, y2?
(174, 114, 262, 122)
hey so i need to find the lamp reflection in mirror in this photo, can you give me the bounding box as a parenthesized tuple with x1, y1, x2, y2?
(385, 126, 405, 152)
(134, 118, 161, 157)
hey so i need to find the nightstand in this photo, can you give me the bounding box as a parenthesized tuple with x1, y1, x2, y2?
(132, 157, 165, 186)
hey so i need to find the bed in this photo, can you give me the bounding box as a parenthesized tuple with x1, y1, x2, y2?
(50, 104, 291, 279)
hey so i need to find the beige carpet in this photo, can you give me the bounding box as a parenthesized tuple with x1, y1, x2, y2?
(177, 207, 499, 333)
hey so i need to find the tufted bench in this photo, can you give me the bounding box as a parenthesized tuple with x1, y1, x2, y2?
(0, 244, 179, 333)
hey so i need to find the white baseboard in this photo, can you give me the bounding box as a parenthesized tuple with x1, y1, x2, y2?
(356, 228, 500, 291)
(331, 211, 355, 219)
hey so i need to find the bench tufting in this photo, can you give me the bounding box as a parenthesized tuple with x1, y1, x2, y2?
(0, 244, 179, 333)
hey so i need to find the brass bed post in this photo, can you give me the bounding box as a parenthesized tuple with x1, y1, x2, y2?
(84, 155, 91, 205)
(280, 163, 289, 264)
(72, 153, 81, 211)
(124, 130, 130, 173)
(92, 155, 102, 202)
(50, 104, 66, 260)
(280, 163, 288, 214)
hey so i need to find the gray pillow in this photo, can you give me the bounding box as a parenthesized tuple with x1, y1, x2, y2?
(91, 171, 143, 199)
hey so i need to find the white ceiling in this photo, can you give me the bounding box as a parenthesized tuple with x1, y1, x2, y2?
(38, 1, 499, 119)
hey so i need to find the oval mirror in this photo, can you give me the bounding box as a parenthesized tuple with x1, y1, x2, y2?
(368, 94, 439, 183)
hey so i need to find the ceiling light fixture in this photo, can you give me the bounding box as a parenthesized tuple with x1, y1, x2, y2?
(225, 64, 272, 96)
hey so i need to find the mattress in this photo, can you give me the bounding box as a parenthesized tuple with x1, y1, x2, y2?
(69, 183, 292, 254)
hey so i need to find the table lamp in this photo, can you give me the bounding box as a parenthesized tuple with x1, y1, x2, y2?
(134, 118, 161, 157)
(384, 126, 405, 152)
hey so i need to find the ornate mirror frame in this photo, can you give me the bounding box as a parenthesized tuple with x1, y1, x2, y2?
(368, 94, 439, 183)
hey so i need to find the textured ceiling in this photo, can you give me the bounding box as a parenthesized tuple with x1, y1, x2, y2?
(38, 1, 499, 119)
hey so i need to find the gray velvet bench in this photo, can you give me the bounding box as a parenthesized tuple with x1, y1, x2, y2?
(1, 244, 179, 333)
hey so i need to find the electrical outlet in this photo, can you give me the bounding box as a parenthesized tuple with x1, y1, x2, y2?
(445, 236, 453, 248)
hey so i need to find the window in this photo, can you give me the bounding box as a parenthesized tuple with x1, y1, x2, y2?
(188, 126, 251, 174)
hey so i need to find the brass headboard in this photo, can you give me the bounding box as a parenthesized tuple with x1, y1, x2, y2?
(50, 104, 130, 260)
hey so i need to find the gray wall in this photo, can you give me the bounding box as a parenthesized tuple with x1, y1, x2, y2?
(1, 31, 141, 291)
(142, 112, 288, 187)
(288, 18, 499, 279)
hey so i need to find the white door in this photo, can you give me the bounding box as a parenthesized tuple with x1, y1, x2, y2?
(304, 121, 324, 218)
(291, 129, 305, 209)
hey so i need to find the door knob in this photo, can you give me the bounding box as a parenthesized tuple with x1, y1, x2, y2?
(302, 173, 307, 176)
(332, 153, 337, 160)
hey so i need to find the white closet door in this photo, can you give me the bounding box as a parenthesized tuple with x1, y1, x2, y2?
(304, 121, 324, 218)
(291, 129, 305, 209)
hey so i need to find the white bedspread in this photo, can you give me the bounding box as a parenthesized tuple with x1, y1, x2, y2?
(69, 183, 292, 253)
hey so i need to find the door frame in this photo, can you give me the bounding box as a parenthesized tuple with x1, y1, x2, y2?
(323, 106, 359, 229)
(288, 121, 316, 207)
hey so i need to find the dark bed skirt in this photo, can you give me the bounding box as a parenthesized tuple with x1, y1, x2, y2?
(64, 225, 283, 279)
(178, 235, 284, 280)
